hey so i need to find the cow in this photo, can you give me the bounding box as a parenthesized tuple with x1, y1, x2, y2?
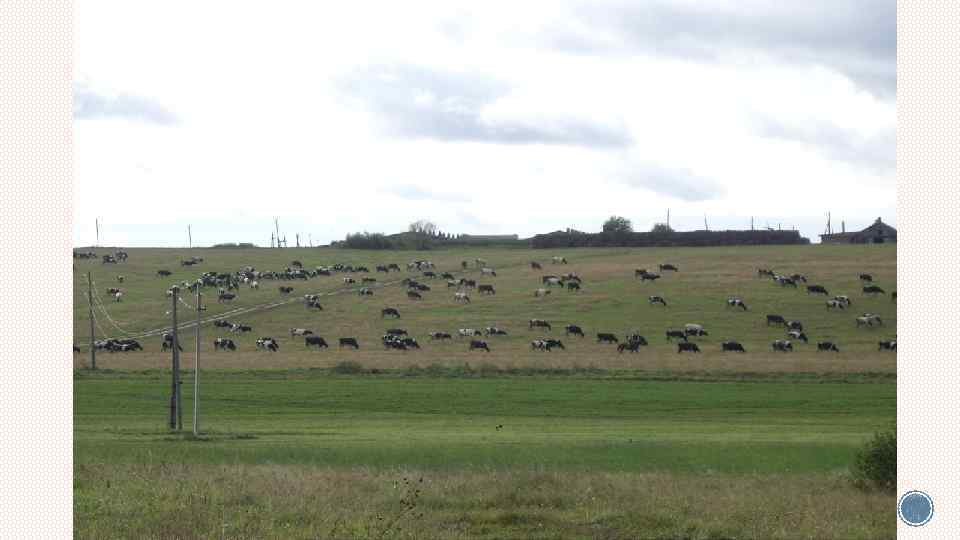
(458, 328, 483, 338)
(116, 275, 124, 283)
(534, 288, 551, 298)
(684, 324, 708, 337)
(659, 263, 678, 272)
(407, 290, 423, 300)
(596, 333, 619, 344)
(787, 321, 803, 331)
(113, 291, 123, 302)
(440, 272, 455, 280)
(481, 268, 497, 277)
(624, 334, 649, 346)
(461, 279, 477, 289)
(639, 272, 661, 282)
(817, 341, 840, 352)
(721, 341, 746, 352)
(478, 284, 496, 295)
(856, 314, 883, 327)
(218, 291, 236, 303)
(834, 295, 852, 306)
(447, 280, 460, 288)
(290, 328, 314, 337)
(617, 341, 643, 353)
(414, 283, 431, 292)
(307, 300, 324, 310)
(106, 287, 122, 295)
(726, 298, 748, 311)
(776, 276, 798, 288)
(454, 292, 471, 303)
(381, 307, 400, 318)
(772, 340, 793, 352)
(376, 265, 389, 273)
(161, 340, 183, 352)
(565, 325, 585, 337)
(666, 330, 688, 342)
(279, 286, 294, 294)
(73, 345, 81, 353)
(566, 281, 581, 292)
(787, 330, 809, 343)
(249, 280, 259, 290)
(256, 338, 279, 352)
(343, 277, 356, 285)
(529, 319, 551, 331)
(863, 285, 886, 295)
(678, 342, 701, 353)
(485, 327, 508, 336)
(213, 338, 236, 351)
(157, 269, 172, 277)
(358, 288, 374, 296)
(806, 285, 829, 295)
(400, 337, 420, 349)
(429, 331, 452, 340)
(469, 340, 490, 352)
(531, 261, 543, 270)
(552, 256, 568, 264)
(214, 319, 233, 328)
(542, 338, 565, 351)
(757, 268, 775, 278)
(423, 271, 437, 279)
(544, 277, 563, 287)
(648, 295, 668, 306)
(826, 300, 846, 310)
(387, 263, 401, 272)
(231, 324, 253, 334)
(768, 314, 788, 326)
(859, 273, 873, 282)
(790, 274, 807, 283)
(878, 340, 897, 351)
(362, 277, 377, 284)
(338, 337, 359, 349)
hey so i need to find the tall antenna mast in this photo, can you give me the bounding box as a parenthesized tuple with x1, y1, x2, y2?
(95, 218, 99, 247)
(274, 218, 281, 248)
(666, 209, 670, 229)
(188, 225, 192, 248)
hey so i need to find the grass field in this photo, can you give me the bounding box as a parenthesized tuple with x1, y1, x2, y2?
(73, 244, 896, 538)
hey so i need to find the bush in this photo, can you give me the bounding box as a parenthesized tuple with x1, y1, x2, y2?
(852, 427, 896, 491)
(332, 361, 366, 375)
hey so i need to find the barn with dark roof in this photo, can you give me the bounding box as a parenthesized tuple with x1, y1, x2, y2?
(820, 217, 897, 244)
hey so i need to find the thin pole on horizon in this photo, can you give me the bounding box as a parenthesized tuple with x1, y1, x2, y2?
(188, 225, 192, 249)
(193, 282, 201, 436)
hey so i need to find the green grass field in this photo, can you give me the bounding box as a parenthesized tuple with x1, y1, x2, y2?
(73, 244, 896, 538)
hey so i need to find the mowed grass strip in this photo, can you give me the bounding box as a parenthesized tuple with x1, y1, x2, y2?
(74, 244, 897, 373)
(76, 372, 894, 474)
(74, 464, 893, 539)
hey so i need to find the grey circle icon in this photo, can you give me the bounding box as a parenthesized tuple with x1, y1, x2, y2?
(898, 491, 934, 527)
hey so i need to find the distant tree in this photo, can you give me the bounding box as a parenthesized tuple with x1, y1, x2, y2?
(651, 223, 674, 234)
(408, 220, 438, 236)
(602, 216, 633, 234)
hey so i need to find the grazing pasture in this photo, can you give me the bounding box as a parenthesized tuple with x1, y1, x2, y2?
(73, 243, 896, 538)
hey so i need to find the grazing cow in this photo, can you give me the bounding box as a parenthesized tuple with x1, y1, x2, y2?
(461, 279, 477, 289)
(213, 338, 236, 351)
(279, 286, 294, 294)
(485, 327, 508, 336)
(596, 333, 619, 344)
(529, 319, 552, 331)
(290, 328, 314, 337)
(634, 269, 649, 279)
(458, 328, 483, 338)
(387, 263, 401, 272)
(817, 341, 840, 352)
(790, 274, 807, 283)
(256, 338, 279, 352)
(772, 340, 793, 352)
(362, 277, 377, 284)
(376, 265, 389, 273)
(648, 295, 668, 306)
(339, 337, 359, 349)
(684, 324, 708, 337)
(659, 263, 678, 272)
(232, 324, 253, 333)
(385, 328, 408, 337)
(218, 291, 236, 303)
(531, 261, 542, 270)
(787, 330, 809, 343)
(542, 339, 565, 351)
(454, 292, 471, 303)
(806, 285, 829, 295)
(565, 324, 585, 337)
(787, 321, 803, 331)
(677, 342, 701, 353)
(856, 314, 883, 327)
(114, 291, 123, 302)
(878, 340, 897, 351)
(423, 271, 437, 279)
(469, 340, 490, 352)
(639, 272, 661, 282)
(625, 334, 649, 346)
(161, 339, 183, 352)
(834, 295, 852, 306)
(826, 300, 846, 310)
(481, 268, 497, 277)
(116, 275, 124, 283)
(214, 320, 233, 328)
(766, 314, 786, 326)
(776, 276, 798, 288)
(757, 268, 775, 278)
(343, 277, 356, 285)
(400, 337, 420, 349)
(478, 284, 496, 295)
(618, 341, 643, 353)
(863, 285, 885, 295)
(666, 330, 688, 342)
(115, 341, 143, 352)
(430, 331, 452, 340)
(721, 341, 746, 352)
(307, 300, 324, 310)
(859, 273, 873, 282)
(534, 288, 551, 298)
(407, 290, 423, 300)
(726, 298, 748, 311)
(552, 256, 568, 264)
(157, 269, 172, 277)
(382, 307, 401, 318)
(566, 281, 581, 292)
(358, 288, 374, 296)
(544, 277, 563, 287)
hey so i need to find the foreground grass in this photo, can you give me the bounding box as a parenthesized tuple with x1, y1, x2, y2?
(75, 464, 893, 539)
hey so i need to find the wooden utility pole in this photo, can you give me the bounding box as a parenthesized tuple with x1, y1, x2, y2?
(193, 282, 201, 436)
(751, 216, 755, 231)
(188, 225, 192, 248)
(87, 272, 96, 370)
(296, 234, 300, 248)
(704, 215, 709, 231)
(169, 287, 181, 430)
(95, 218, 100, 247)
(274, 218, 281, 248)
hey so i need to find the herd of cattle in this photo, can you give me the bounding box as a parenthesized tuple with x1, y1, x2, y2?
(75, 252, 896, 357)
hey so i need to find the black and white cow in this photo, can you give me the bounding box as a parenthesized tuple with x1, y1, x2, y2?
(806, 285, 829, 295)
(817, 341, 840, 352)
(856, 314, 883, 327)
(677, 342, 700, 353)
(859, 273, 873, 282)
(529, 319, 551, 331)
(649, 295, 668, 306)
(639, 272, 661, 282)
(429, 331, 452, 340)
(458, 328, 483, 338)
(787, 330, 808, 343)
(256, 338, 279, 352)
(381, 307, 400, 318)
(684, 324, 708, 337)
(863, 285, 886, 295)
(787, 321, 803, 331)
(454, 292, 471, 303)
(485, 327, 508, 336)
(596, 333, 619, 344)
(478, 284, 496, 295)
(721, 341, 746, 352)
(469, 340, 490, 352)
(407, 290, 423, 300)
(358, 288, 374, 296)
(878, 340, 896, 351)
(726, 298, 748, 311)
(766, 314, 787, 326)
(218, 291, 237, 303)
(531, 261, 543, 270)
(772, 340, 793, 352)
(157, 269, 172, 277)
(290, 328, 314, 337)
(231, 324, 253, 333)
(618, 341, 643, 353)
(565, 324, 585, 337)
(826, 300, 846, 310)
(214, 338, 236, 351)
(566, 281, 581, 292)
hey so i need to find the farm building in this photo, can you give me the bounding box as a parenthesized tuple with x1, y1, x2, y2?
(819, 217, 897, 244)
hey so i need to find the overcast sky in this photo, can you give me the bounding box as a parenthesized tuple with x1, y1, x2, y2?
(74, 0, 896, 247)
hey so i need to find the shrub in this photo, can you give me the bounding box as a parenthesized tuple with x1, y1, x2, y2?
(852, 427, 896, 491)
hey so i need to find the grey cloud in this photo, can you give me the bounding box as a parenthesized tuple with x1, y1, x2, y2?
(383, 184, 470, 203)
(757, 118, 895, 173)
(544, 0, 896, 99)
(74, 86, 178, 125)
(618, 162, 725, 202)
(340, 64, 632, 148)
